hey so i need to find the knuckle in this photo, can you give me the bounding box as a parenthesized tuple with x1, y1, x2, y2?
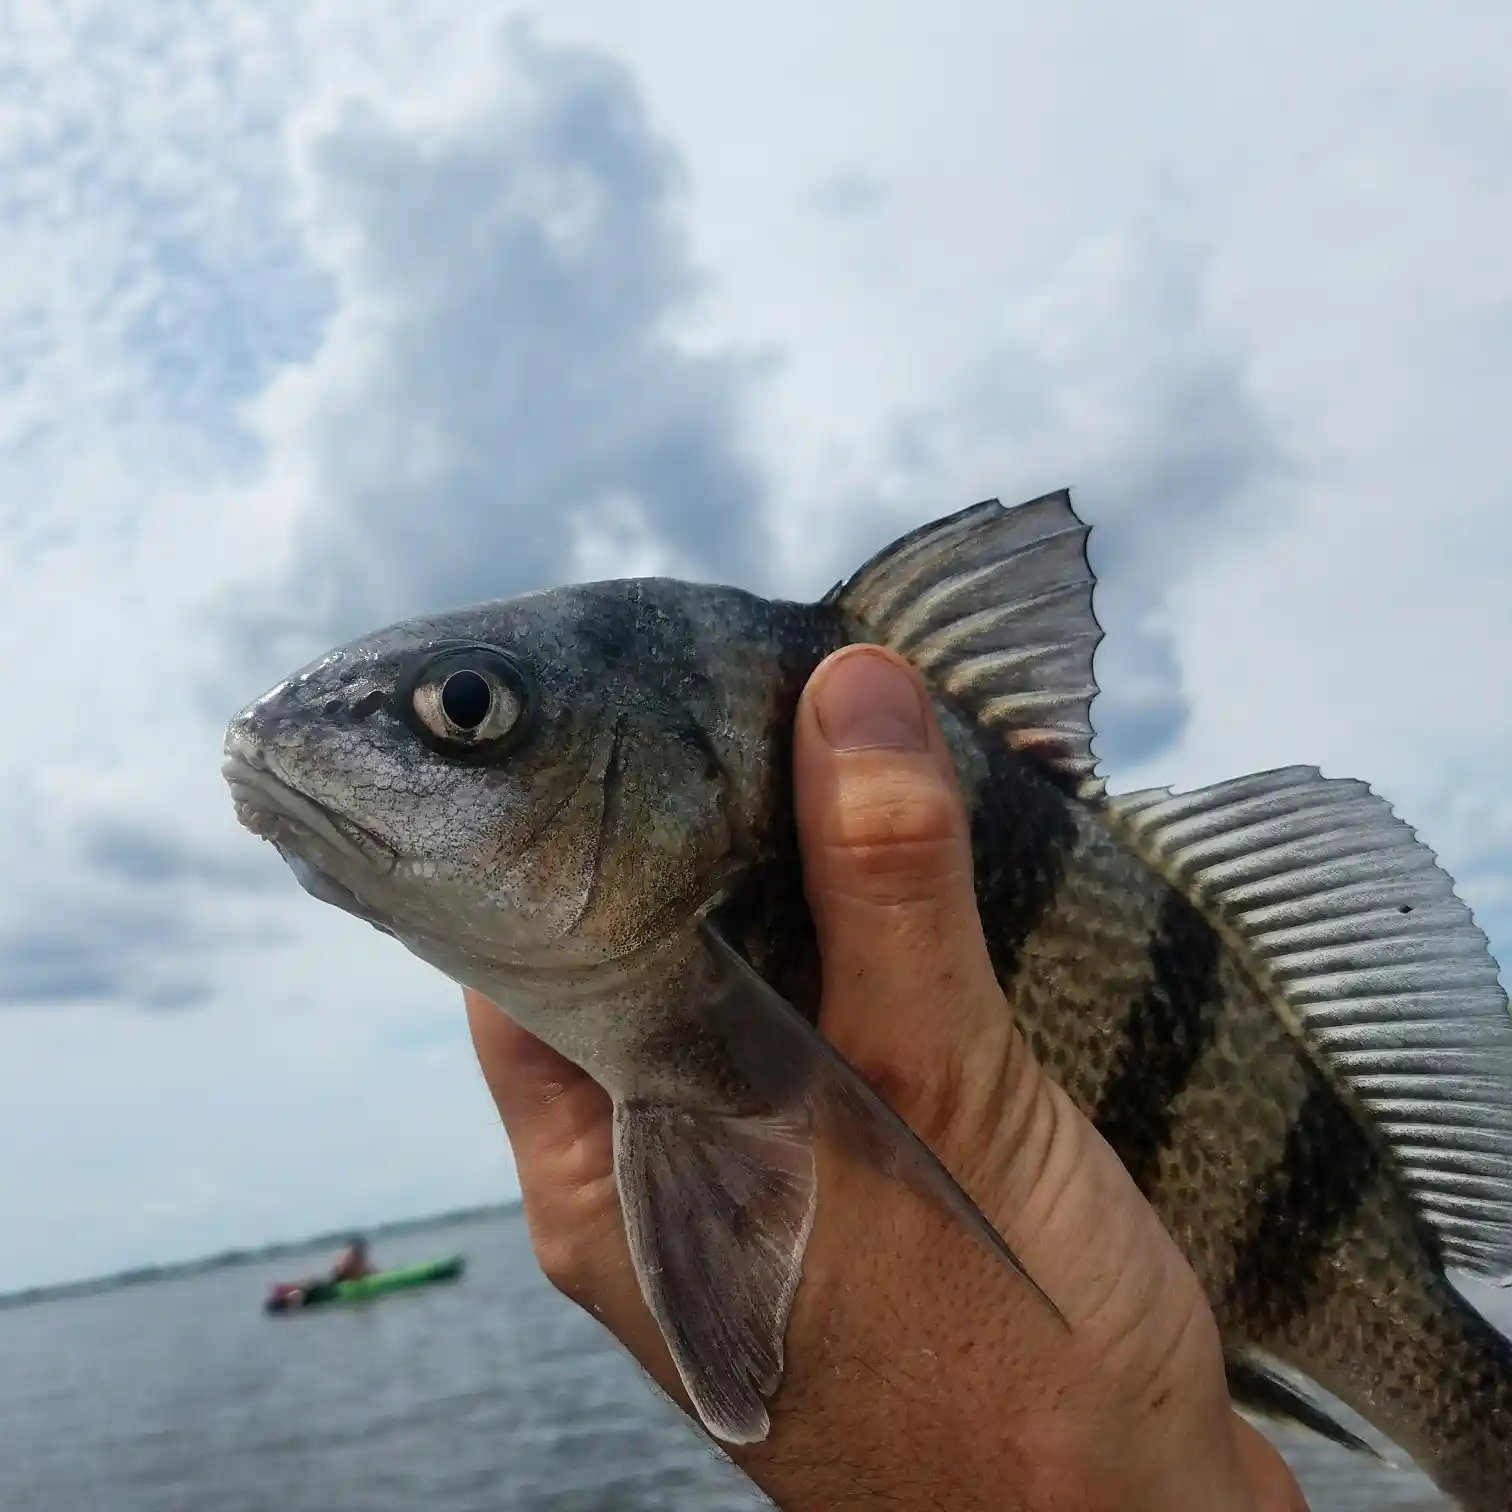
(523, 1174, 617, 1308)
(531, 1222, 595, 1305)
(821, 765, 970, 906)
(825, 835, 971, 908)
(853, 1037, 964, 1151)
(834, 989, 1009, 1156)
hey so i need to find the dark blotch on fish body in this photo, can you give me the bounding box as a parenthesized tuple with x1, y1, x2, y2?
(1092, 889, 1223, 1196)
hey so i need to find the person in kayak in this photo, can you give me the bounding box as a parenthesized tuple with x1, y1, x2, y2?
(329, 1235, 375, 1283)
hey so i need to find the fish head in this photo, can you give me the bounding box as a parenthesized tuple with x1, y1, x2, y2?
(223, 585, 746, 982)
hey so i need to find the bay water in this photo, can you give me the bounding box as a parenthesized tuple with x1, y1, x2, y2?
(0, 1208, 1473, 1510)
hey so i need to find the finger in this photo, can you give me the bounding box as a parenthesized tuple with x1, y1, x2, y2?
(463, 991, 688, 1406)
(464, 988, 610, 1177)
(794, 652, 1270, 1498)
(1232, 1418, 1312, 1512)
(794, 645, 1024, 1121)
(792, 646, 1107, 1332)
(463, 991, 624, 1295)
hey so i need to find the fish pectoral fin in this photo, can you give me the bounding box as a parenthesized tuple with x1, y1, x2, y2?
(697, 918, 1064, 1323)
(614, 1096, 816, 1445)
(1224, 1347, 1387, 1461)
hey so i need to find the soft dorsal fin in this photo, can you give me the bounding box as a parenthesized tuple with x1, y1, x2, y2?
(1107, 767, 1512, 1279)
(828, 491, 1106, 799)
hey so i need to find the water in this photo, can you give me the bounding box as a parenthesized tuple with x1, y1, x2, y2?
(0, 1209, 1464, 1510)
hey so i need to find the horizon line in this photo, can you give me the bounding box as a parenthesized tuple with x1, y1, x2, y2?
(0, 1198, 524, 1312)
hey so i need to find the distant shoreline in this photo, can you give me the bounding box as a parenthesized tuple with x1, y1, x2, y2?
(0, 1200, 522, 1312)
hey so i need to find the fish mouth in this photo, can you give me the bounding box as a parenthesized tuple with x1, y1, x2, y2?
(221, 754, 397, 875)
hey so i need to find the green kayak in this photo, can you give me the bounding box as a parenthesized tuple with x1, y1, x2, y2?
(265, 1255, 464, 1313)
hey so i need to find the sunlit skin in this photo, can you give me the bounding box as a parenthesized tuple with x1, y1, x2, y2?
(466, 646, 1309, 1512)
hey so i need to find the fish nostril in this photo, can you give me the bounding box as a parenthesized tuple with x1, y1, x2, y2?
(313, 690, 385, 720)
(223, 718, 270, 771)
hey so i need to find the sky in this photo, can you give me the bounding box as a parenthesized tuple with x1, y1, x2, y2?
(1, 0, 1510, 1293)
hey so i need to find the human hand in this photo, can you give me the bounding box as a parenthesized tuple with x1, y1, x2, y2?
(466, 644, 1309, 1512)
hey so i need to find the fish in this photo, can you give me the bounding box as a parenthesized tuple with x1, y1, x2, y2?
(223, 491, 1512, 1506)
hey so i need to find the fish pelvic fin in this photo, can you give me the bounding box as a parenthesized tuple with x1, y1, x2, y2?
(613, 917, 1065, 1445)
(696, 919, 1064, 1324)
(615, 1097, 815, 1444)
(826, 490, 1106, 801)
(1106, 767, 1512, 1281)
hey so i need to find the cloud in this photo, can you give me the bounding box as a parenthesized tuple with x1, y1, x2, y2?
(230, 21, 772, 681)
(812, 227, 1291, 771)
(80, 817, 277, 890)
(0, 799, 290, 1010)
(0, 10, 1291, 1028)
(808, 169, 888, 218)
(0, 916, 209, 1011)
(0, 2, 320, 1015)
(1, 0, 1509, 1293)
(0, 0, 326, 463)
(0, 16, 774, 1013)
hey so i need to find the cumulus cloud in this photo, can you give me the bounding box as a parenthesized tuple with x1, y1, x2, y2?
(0, 16, 772, 1012)
(2, 0, 1509, 1288)
(230, 21, 771, 681)
(0, 795, 287, 1010)
(817, 229, 1290, 770)
(0, 912, 211, 1012)
(0, 0, 324, 463)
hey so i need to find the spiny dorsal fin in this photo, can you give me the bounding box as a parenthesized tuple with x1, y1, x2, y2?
(1108, 767, 1512, 1280)
(829, 492, 1106, 800)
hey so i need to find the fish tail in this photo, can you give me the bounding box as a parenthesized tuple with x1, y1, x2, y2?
(1289, 1269, 1512, 1512)
(1208, 1075, 1512, 1509)
(1427, 1288, 1512, 1512)
(1422, 1283, 1512, 1512)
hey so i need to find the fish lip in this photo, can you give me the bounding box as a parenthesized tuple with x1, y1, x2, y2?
(221, 754, 397, 874)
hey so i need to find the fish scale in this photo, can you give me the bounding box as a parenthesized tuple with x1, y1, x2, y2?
(225, 490, 1512, 1506)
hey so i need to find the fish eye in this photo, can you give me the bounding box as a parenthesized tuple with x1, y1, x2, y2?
(398, 645, 535, 759)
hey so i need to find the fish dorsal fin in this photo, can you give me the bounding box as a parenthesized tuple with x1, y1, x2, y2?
(830, 491, 1106, 800)
(1108, 767, 1512, 1279)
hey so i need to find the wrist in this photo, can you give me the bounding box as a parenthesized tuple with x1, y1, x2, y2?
(983, 1391, 1295, 1512)
(1089, 1413, 1304, 1512)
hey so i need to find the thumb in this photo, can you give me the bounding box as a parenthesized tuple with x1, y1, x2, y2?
(793, 645, 1024, 1127)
